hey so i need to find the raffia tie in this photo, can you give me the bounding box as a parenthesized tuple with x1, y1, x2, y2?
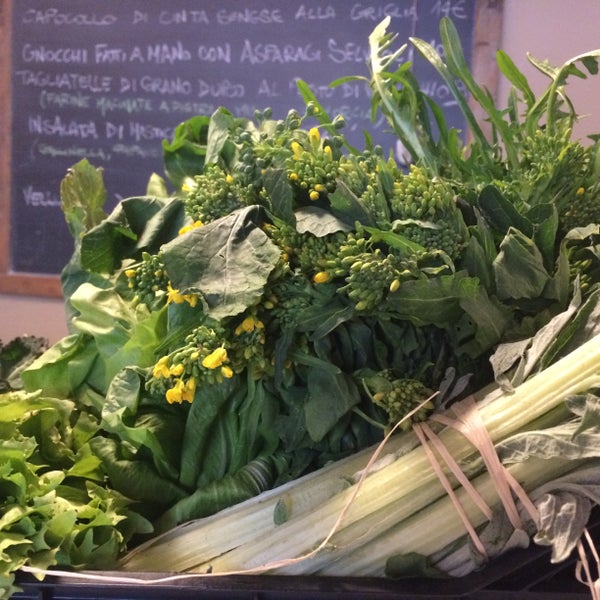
(577, 528, 600, 600)
(412, 395, 538, 559)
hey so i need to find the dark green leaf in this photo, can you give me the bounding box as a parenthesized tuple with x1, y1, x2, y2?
(385, 273, 480, 327)
(328, 180, 377, 227)
(527, 203, 559, 270)
(162, 115, 210, 189)
(478, 185, 532, 236)
(493, 229, 549, 300)
(295, 205, 351, 237)
(163, 206, 281, 320)
(263, 168, 295, 224)
(178, 377, 241, 489)
(205, 107, 238, 166)
(304, 369, 360, 442)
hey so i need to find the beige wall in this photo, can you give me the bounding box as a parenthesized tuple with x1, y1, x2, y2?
(3, 0, 600, 345)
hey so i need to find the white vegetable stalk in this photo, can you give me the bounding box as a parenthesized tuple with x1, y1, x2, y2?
(119, 426, 421, 572)
(121, 334, 600, 576)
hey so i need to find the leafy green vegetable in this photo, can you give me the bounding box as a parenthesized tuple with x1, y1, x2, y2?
(0, 390, 150, 599)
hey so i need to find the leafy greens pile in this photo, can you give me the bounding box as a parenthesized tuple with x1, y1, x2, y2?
(4, 15, 600, 595)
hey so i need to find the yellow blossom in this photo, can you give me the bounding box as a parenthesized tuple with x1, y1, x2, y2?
(235, 315, 264, 335)
(169, 363, 185, 377)
(291, 140, 303, 160)
(125, 268, 137, 278)
(221, 365, 234, 379)
(202, 347, 228, 369)
(182, 377, 196, 402)
(153, 356, 171, 379)
(289, 172, 299, 181)
(313, 271, 331, 284)
(225, 174, 234, 184)
(181, 177, 196, 193)
(309, 190, 320, 201)
(309, 127, 321, 149)
(165, 378, 186, 404)
(165, 377, 196, 404)
(577, 187, 586, 195)
(166, 282, 199, 308)
(178, 220, 204, 236)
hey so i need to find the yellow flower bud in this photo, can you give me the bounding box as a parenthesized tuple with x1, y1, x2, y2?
(309, 127, 321, 149)
(125, 268, 137, 278)
(291, 140, 303, 160)
(309, 190, 320, 201)
(221, 365, 234, 379)
(313, 271, 331, 284)
(389, 279, 401, 293)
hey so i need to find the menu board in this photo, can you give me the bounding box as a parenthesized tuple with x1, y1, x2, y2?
(1, 0, 500, 294)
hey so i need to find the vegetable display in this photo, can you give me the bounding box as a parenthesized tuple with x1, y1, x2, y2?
(3, 15, 600, 599)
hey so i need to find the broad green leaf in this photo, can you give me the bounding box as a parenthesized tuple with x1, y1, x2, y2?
(493, 229, 549, 301)
(263, 168, 295, 224)
(328, 180, 377, 228)
(459, 287, 512, 355)
(526, 203, 559, 271)
(295, 205, 351, 237)
(21, 334, 99, 399)
(80, 196, 186, 273)
(304, 369, 360, 442)
(384, 272, 480, 327)
(101, 367, 183, 480)
(205, 107, 239, 166)
(89, 436, 186, 507)
(477, 185, 532, 237)
(162, 115, 210, 189)
(60, 159, 107, 243)
(154, 457, 277, 533)
(178, 376, 241, 489)
(162, 206, 281, 320)
(145, 173, 169, 198)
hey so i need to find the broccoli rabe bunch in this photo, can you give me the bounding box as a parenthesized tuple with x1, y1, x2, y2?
(184, 163, 243, 224)
(362, 371, 435, 431)
(389, 164, 468, 260)
(285, 126, 341, 202)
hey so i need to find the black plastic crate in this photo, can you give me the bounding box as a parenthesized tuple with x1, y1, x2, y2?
(12, 534, 597, 600)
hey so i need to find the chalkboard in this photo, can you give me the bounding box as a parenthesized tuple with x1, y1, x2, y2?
(0, 0, 503, 296)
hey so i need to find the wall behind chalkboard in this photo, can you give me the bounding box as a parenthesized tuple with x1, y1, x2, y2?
(0, 0, 503, 296)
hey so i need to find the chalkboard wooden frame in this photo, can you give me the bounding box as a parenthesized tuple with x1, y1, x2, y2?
(0, 0, 504, 298)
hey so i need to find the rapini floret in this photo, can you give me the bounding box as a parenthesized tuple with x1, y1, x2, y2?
(124, 252, 169, 308)
(184, 164, 243, 224)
